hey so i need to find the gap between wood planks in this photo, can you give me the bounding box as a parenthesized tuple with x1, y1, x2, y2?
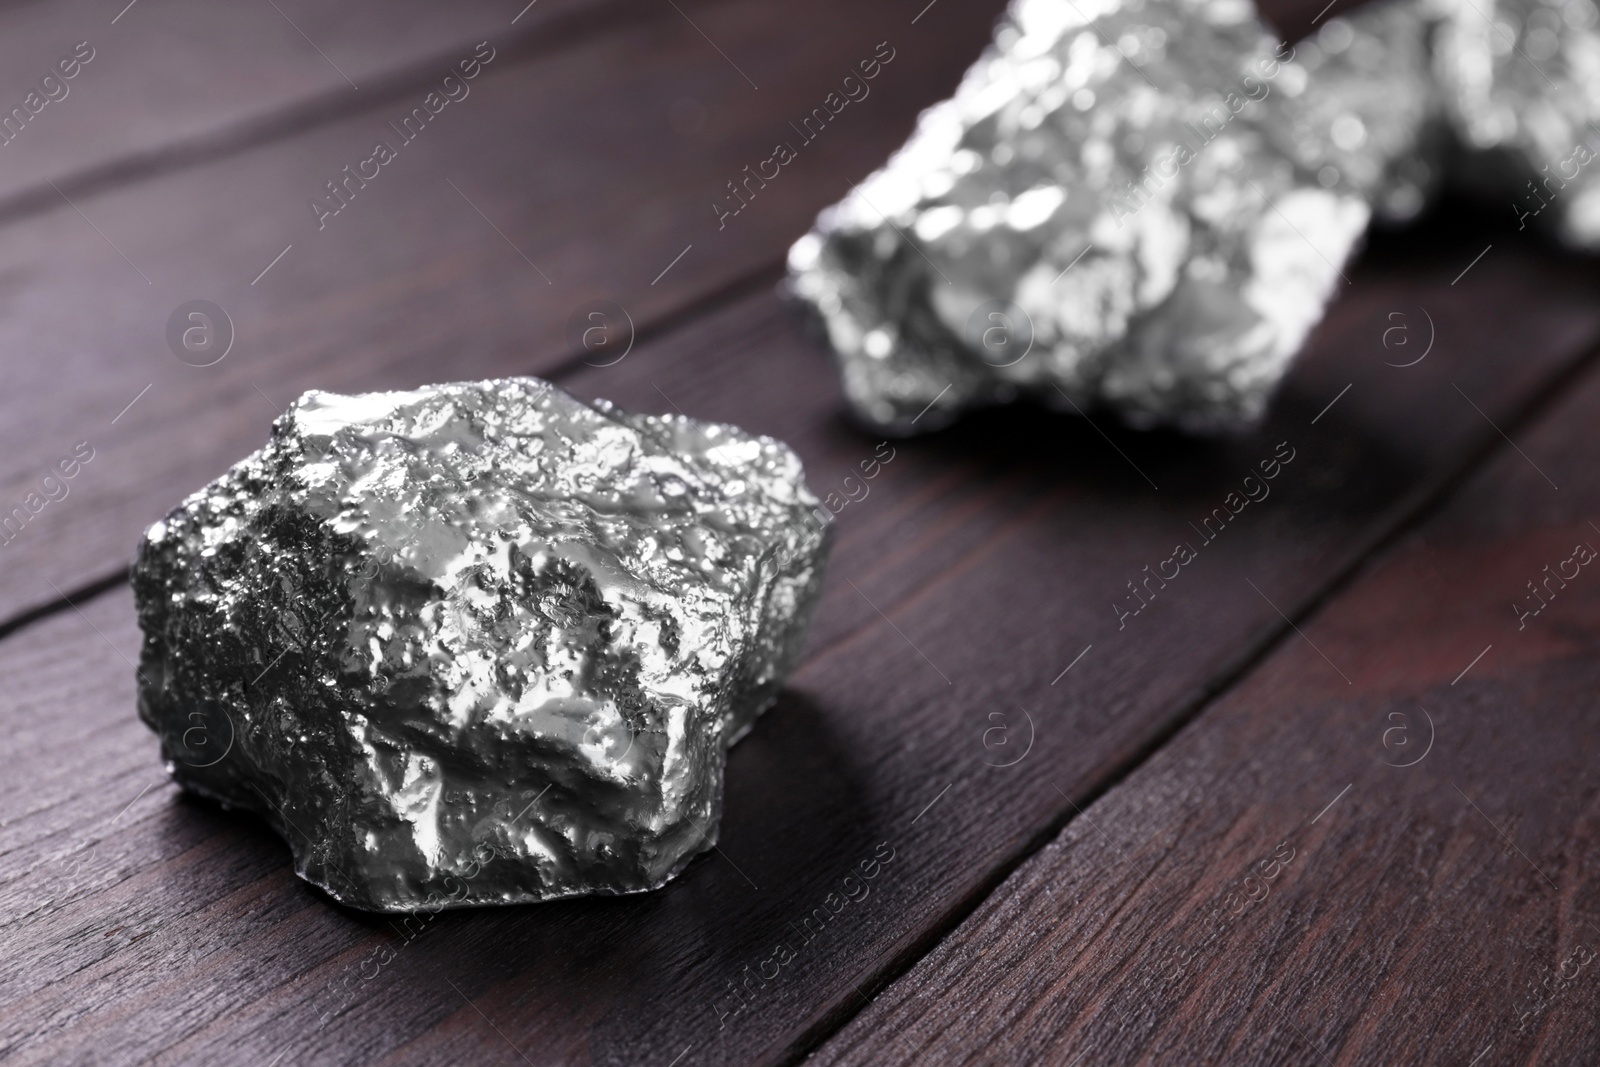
(0, 257, 784, 646)
(10, 245, 1600, 1063)
(1, 1, 1588, 1049)
(767, 331, 1600, 1066)
(0, 0, 733, 232)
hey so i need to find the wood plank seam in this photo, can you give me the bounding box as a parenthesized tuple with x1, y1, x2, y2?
(0, 0, 738, 233)
(1, 40, 1591, 1048)
(0, 263, 784, 643)
(779, 332, 1600, 1064)
(0, 0, 1011, 625)
(3, 275, 1594, 1061)
(798, 356, 1600, 1064)
(7, 279, 1600, 1064)
(3, 265, 1600, 1062)
(0, 566, 127, 650)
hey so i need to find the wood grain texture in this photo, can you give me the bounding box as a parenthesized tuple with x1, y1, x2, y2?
(0, 0, 1330, 211)
(0, 0, 1005, 625)
(802, 271, 1600, 1067)
(0, 0, 607, 207)
(4, 1, 1600, 1065)
(3, 201, 1599, 1065)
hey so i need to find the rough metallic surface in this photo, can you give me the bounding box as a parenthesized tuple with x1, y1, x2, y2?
(789, 0, 1439, 434)
(792, 0, 1600, 435)
(133, 378, 832, 912)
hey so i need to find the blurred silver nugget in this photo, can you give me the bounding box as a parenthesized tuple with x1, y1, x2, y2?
(133, 379, 831, 911)
(789, 0, 1444, 433)
(1433, 0, 1600, 246)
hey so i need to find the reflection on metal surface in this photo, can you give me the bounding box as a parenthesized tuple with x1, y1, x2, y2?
(133, 378, 832, 911)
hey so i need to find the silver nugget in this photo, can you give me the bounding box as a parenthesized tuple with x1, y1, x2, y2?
(133, 379, 831, 911)
(1434, 0, 1600, 246)
(790, 0, 1439, 434)
(792, 0, 1600, 434)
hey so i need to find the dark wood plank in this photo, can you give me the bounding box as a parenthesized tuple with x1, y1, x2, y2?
(0, 0, 589, 206)
(0, 0, 1006, 625)
(3, 203, 1600, 1064)
(0, 0, 1344, 203)
(802, 279, 1600, 1067)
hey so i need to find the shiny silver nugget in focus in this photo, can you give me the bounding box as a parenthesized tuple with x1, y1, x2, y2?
(788, 0, 1439, 433)
(132, 379, 831, 911)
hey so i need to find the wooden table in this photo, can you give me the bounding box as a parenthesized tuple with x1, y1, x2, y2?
(3, 1, 1597, 1063)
